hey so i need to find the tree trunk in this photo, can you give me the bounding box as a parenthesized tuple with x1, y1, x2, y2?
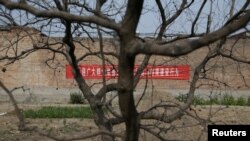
(89, 100, 114, 141)
(72, 66, 114, 141)
(118, 43, 140, 141)
(0, 81, 25, 130)
(65, 34, 114, 140)
(70, 61, 114, 141)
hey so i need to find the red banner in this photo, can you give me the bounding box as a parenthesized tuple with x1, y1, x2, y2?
(66, 65, 190, 80)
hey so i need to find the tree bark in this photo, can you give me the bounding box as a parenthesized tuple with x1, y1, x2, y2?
(63, 21, 114, 141)
(118, 41, 140, 141)
(0, 81, 25, 130)
(67, 48, 114, 141)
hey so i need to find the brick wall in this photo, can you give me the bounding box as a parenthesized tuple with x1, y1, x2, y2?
(0, 27, 249, 92)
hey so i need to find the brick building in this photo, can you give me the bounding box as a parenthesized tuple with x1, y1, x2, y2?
(0, 27, 249, 96)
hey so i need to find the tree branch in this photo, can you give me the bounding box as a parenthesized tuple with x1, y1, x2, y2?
(156, 0, 188, 40)
(191, 0, 207, 35)
(120, 0, 144, 38)
(133, 55, 151, 88)
(96, 83, 121, 99)
(0, 0, 120, 31)
(133, 10, 250, 57)
(0, 80, 25, 130)
(140, 46, 221, 123)
(37, 129, 122, 141)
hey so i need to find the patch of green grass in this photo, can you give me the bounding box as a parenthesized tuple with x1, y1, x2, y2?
(175, 94, 250, 106)
(24, 106, 93, 118)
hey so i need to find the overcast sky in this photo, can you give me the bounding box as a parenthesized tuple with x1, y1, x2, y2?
(137, 0, 247, 35)
(0, 0, 247, 37)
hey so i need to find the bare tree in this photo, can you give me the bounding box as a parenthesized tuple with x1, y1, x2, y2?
(0, 0, 250, 141)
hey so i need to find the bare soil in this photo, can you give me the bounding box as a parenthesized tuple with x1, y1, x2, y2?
(1, 93, 250, 141)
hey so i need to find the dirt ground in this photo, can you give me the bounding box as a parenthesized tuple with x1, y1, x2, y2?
(1, 93, 250, 141)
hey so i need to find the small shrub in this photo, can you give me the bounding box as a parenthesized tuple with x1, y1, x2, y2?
(175, 94, 250, 106)
(236, 96, 247, 106)
(193, 96, 206, 105)
(208, 95, 219, 105)
(221, 94, 235, 106)
(70, 92, 85, 104)
(247, 97, 250, 106)
(175, 94, 188, 103)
